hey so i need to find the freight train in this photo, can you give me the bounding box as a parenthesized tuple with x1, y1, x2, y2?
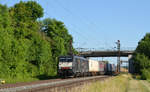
(58, 55, 117, 78)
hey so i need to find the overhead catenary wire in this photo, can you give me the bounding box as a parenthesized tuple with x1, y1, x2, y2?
(43, 0, 103, 47)
(2, 0, 137, 50)
(43, 0, 90, 41)
(37, 0, 108, 48)
(40, 0, 97, 49)
(51, 0, 107, 47)
(53, 0, 108, 40)
(54, 0, 123, 49)
(44, 13, 90, 48)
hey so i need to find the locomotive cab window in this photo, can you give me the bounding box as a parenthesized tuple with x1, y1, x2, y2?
(59, 57, 72, 62)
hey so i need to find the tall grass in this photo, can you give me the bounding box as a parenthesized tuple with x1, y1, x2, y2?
(85, 74, 129, 92)
(65, 74, 130, 92)
(65, 74, 150, 92)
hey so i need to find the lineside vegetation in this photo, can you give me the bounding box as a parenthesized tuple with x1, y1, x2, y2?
(0, 1, 74, 83)
(132, 33, 150, 81)
(68, 74, 150, 92)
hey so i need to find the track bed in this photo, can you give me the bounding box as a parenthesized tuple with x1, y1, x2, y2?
(0, 75, 110, 92)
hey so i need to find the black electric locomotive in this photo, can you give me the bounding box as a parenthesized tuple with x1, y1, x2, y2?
(58, 56, 89, 77)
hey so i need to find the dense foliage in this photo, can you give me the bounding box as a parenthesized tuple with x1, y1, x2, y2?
(0, 1, 74, 82)
(41, 18, 73, 63)
(133, 33, 150, 80)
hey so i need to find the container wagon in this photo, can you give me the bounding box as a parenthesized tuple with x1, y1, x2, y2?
(105, 63, 117, 75)
(88, 59, 99, 75)
(106, 63, 112, 75)
(99, 61, 105, 74)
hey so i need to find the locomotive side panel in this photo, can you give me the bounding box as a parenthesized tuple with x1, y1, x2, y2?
(73, 56, 89, 76)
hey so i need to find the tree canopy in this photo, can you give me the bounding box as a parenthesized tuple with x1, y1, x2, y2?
(133, 33, 150, 80)
(0, 1, 74, 83)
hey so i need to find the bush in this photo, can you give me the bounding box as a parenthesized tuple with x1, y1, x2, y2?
(136, 75, 141, 80)
(141, 69, 150, 80)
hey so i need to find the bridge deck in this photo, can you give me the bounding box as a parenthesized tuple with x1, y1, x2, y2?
(79, 50, 134, 57)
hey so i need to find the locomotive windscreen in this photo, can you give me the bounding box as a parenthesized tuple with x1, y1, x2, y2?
(59, 56, 73, 62)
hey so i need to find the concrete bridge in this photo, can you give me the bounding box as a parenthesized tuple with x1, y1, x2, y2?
(76, 48, 135, 57)
(79, 50, 134, 57)
(76, 48, 135, 73)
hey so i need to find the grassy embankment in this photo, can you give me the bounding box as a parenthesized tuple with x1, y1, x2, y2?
(1, 75, 58, 84)
(68, 74, 150, 92)
(3, 77, 39, 84)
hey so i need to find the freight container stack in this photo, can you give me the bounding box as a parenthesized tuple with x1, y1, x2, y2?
(99, 61, 105, 74)
(88, 59, 99, 75)
(106, 63, 112, 75)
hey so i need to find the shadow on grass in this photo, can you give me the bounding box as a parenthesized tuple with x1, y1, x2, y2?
(36, 74, 60, 80)
(131, 73, 143, 80)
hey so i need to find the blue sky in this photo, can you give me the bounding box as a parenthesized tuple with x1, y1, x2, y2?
(1, 0, 149, 49)
(1, 0, 150, 63)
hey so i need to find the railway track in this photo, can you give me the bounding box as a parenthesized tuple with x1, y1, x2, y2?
(0, 76, 110, 92)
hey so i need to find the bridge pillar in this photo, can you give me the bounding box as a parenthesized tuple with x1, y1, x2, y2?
(128, 54, 132, 60)
(128, 54, 134, 73)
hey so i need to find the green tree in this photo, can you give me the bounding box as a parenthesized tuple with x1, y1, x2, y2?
(9, 1, 55, 77)
(10, 1, 43, 22)
(133, 33, 150, 80)
(41, 18, 73, 61)
(0, 1, 75, 83)
(0, 1, 55, 80)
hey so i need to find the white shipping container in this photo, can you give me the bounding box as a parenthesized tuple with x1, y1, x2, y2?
(89, 59, 99, 72)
